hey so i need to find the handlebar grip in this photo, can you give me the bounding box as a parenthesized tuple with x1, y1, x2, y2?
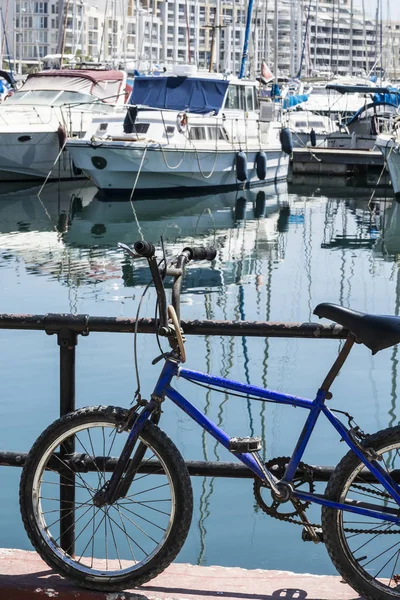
(134, 240, 156, 258)
(183, 246, 217, 261)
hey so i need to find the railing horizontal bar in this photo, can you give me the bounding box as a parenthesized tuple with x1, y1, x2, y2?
(0, 451, 379, 482)
(0, 313, 347, 339)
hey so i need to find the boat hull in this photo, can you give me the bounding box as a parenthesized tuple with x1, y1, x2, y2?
(376, 136, 400, 197)
(66, 142, 289, 193)
(0, 131, 81, 181)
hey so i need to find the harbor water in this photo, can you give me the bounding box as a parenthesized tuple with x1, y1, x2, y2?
(0, 177, 399, 575)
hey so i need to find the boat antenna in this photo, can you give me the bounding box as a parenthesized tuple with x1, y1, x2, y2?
(239, 0, 255, 78)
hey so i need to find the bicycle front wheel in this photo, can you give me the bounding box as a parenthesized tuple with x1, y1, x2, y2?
(20, 406, 193, 591)
(322, 426, 400, 600)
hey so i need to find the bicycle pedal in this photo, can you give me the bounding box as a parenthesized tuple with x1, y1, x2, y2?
(301, 527, 324, 544)
(229, 436, 262, 453)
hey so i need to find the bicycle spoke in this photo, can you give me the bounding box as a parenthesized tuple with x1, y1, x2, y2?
(110, 504, 159, 544)
(76, 508, 107, 563)
(117, 502, 167, 532)
(126, 482, 170, 498)
(107, 508, 123, 569)
(361, 539, 400, 571)
(115, 504, 137, 561)
(103, 508, 149, 556)
(122, 500, 171, 516)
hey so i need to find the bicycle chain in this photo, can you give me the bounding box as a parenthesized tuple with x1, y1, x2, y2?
(254, 457, 400, 535)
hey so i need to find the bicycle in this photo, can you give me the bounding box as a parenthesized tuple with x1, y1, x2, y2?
(19, 239, 400, 600)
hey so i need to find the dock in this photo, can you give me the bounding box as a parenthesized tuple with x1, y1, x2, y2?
(0, 549, 362, 600)
(290, 147, 385, 179)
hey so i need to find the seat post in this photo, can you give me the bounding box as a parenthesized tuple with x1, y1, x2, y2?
(320, 335, 355, 397)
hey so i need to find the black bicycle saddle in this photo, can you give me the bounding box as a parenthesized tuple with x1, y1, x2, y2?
(314, 303, 400, 355)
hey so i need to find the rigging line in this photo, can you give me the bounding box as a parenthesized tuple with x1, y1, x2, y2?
(159, 133, 189, 170)
(37, 138, 69, 200)
(127, 147, 148, 241)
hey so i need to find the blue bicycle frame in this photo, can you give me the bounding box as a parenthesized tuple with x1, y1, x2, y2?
(128, 357, 400, 525)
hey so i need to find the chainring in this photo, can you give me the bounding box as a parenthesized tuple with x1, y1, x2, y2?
(253, 456, 315, 520)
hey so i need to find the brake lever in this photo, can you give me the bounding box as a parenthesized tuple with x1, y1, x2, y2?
(117, 242, 141, 259)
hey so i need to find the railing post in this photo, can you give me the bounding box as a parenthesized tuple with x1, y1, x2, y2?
(58, 327, 78, 556)
(44, 314, 89, 558)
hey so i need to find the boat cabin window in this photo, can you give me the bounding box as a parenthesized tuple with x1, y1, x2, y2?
(134, 123, 150, 134)
(164, 126, 175, 136)
(225, 85, 240, 109)
(5, 90, 62, 105)
(189, 126, 207, 140)
(225, 84, 257, 111)
(246, 86, 254, 111)
(5, 89, 107, 109)
(54, 91, 100, 106)
(208, 126, 227, 140)
(254, 92, 259, 110)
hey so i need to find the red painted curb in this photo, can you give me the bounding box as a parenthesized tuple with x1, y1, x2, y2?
(0, 549, 362, 600)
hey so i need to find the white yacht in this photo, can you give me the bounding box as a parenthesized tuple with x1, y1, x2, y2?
(286, 110, 340, 148)
(0, 69, 127, 181)
(376, 126, 400, 199)
(66, 69, 289, 194)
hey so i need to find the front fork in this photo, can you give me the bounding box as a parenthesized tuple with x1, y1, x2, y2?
(92, 398, 160, 507)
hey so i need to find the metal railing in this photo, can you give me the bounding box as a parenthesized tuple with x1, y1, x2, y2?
(0, 312, 349, 551)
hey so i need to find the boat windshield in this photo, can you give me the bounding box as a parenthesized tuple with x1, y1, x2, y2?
(5, 90, 107, 108)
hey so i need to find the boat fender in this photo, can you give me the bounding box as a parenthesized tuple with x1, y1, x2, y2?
(255, 151, 267, 180)
(235, 196, 247, 221)
(280, 127, 293, 155)
(57, 213, 68, 233)
(254, 190, 266, 218)
(177, 112, 188, 134)
(236, 151, 248, 182)
(57, 124, 67, 149)
(310, 128, 317, 147)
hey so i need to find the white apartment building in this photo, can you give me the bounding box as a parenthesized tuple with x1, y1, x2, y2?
(0, 0, 392, 79)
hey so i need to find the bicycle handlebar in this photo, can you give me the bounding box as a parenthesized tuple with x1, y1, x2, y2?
(120, 240, 216, 341)
(134, 240, 156, 258)
(182, 246, 217, 261)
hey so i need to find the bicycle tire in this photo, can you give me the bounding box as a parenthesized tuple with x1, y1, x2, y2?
(322, 425, 400, 600)
(20, 405, 193, 591)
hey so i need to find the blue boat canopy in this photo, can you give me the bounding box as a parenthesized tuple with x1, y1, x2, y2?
(282, 94, 309, 109)
(326, 84, 396, 95)
(129, 76, 230, 114)
(373, 88, 400, 107)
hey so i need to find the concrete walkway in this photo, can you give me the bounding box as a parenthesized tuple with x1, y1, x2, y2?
(0, 549, 363, 600)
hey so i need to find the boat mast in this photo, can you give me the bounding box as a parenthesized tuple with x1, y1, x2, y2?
(361, 0, 367, 73)
(349, 0, 353, 76)
(239, 0, 255, 78)
(273, 0, 278, 81)
(313, 0, 318, 75)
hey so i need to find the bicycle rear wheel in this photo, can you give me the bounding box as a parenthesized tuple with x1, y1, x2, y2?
(322, 426, 400, 600)
(20, 405, 193, 591)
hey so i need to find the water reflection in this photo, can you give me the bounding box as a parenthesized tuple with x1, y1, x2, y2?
(0, 181, 289, 289)
(3, 178, 400, 573)
(375, 199, 400, 257)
